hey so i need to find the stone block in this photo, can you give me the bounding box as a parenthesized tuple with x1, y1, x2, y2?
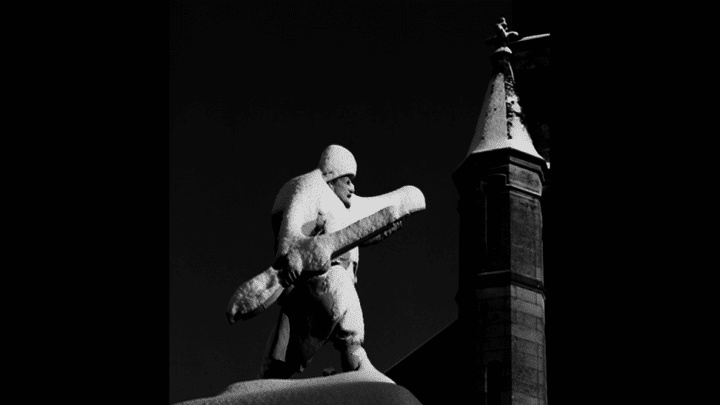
(509, 164, 543, 195)
(511, 254, 538, 279)
(512, 364, 539, 387)
(512, 299, 543, 318)
(511, 325, 542, 346)
(538, 379, 547, 401)
(514, 285, 538, 304)
(514, 353, 540, 370)
(513, 310, 538, 330)
(513, 381, 540, 397)
(512, 391, 539, 405)
(512, 336, 538, 356)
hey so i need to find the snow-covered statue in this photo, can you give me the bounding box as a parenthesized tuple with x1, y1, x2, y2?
(226, 144, 426, 379)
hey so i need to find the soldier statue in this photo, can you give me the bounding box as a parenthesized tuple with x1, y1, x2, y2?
(260, 144, 401, 378)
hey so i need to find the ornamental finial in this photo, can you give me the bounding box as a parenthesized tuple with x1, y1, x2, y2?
(485, 17, 519, 53)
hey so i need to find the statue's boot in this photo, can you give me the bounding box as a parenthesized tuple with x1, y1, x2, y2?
(341, 345, 369, 372)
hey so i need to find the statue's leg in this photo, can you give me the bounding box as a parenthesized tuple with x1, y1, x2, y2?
(259, 297, 315, 379)
(259, 311, 300, 379)
(260, 279, 338, 379)
(329, 269, 367, 372)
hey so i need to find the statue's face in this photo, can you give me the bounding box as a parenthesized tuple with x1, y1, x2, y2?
(328, 175, 355, 208)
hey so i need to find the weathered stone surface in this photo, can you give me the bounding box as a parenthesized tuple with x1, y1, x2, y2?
(513, 336, 538, 357)
(512, 310, 538, 331)
(513, 391, 539, 405)
(519, 353, 540, 370)
(511, 364, 538, 388)
(510, 193, 543, 280)
(509, 164, 543, 196)
(513, 299, 543, 318)
(514, 285, 539, 304)
(514, 381, 540, 397)
(512, 324, 543, 344)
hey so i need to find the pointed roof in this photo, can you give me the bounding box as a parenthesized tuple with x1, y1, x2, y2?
(463, 18, 543, 162)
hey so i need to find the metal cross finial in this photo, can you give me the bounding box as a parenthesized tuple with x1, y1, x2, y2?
(485, 17, 519, 51)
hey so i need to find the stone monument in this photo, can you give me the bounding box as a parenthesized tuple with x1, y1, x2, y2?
(226, 144, 426, 380)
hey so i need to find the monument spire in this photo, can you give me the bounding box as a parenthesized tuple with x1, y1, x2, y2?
(452, 17, 548, 405)
(464, 18, 543, 162)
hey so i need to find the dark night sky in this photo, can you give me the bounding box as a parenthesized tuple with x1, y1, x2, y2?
(169, 1, 550, 403)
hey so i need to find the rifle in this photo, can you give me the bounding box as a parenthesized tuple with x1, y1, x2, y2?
(226, 186, 426, 324)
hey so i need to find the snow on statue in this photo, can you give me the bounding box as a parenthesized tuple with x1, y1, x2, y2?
(226, 144, 426, 379)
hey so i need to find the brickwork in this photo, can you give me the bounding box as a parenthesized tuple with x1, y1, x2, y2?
(510, 192, 543, 281)
(511, 285, 542, 304)
(473, 283, 546, 404)
(510, 286, 546, 404)
(472, 226, 546, 405)
(513, 392, 541, 405)
(513, 337, 538, 357)
(514, 300, 543, 319)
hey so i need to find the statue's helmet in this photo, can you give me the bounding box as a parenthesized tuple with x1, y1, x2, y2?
(318, 144, 357, 182)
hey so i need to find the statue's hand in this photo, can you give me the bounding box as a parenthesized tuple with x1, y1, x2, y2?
(272, 254, 296, 288)
(277, 237, 333, 287)
(310, 213, 326, 236)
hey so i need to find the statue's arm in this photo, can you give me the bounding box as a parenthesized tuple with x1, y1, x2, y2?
(274, 178, 321, 250)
